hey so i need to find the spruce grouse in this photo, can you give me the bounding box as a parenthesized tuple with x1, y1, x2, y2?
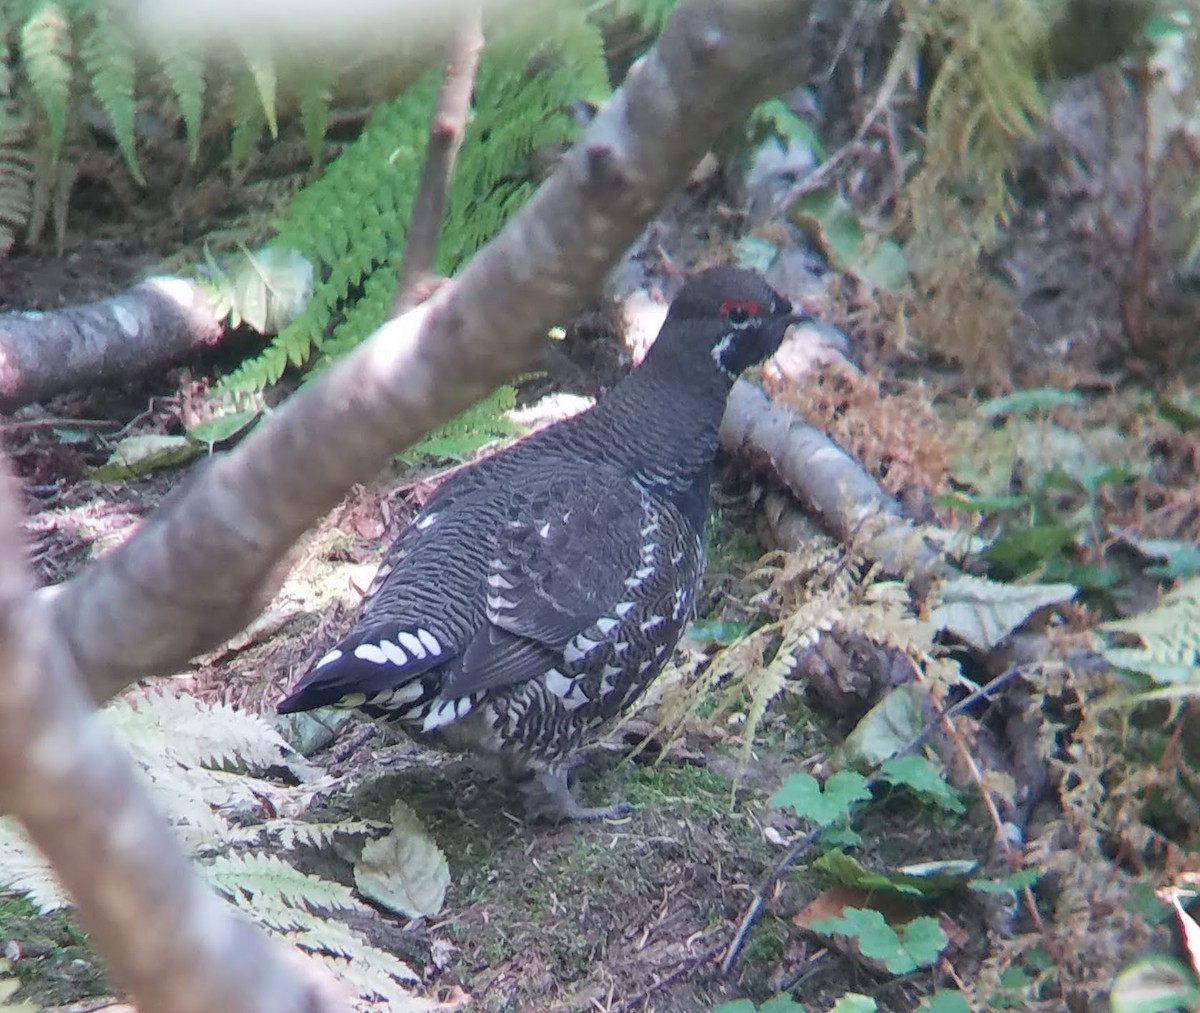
(278, 266, 803, 820)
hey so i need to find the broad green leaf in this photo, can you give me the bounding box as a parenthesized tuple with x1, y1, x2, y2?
(759, 997, 808, 1013)
(969, 868, 1038, 894)
(208, 246, 314, 333)
(687, 619, 751, 646)
(188, 411, 261, 449)
(750, 98, 826, 161)
(735, 235, 780, 274)
(843, 685, 924, 767)
(919, 993, 971, 1013)
(982, 522, 1080, 568)
(91, 434, 198, 480)
(878, 756, 965, 814)
(811, 908, 947, 975)
(353, 801, 450, 918)
(769, 771, 870, 826)
(791, 188, 909, 292)
(814, 849, 975, 898)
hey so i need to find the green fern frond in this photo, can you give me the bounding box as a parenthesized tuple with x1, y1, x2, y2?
(902, 0, 1061, 253)
(81, 12, 142, 182)
(221, 70, 438, 390)
(1102, 578, 1200, 685)
(238, 43, 279, 139)
(19, 0, 72, 163)
(440, 12, 609, 272)
(106, 688, 289, 772)
(205, 852, 361, 913)
(230, 71, 269, 162)
(205, 853, 423, 1005)
(154, 42, 206, 161)
(226, 8, 613, 394)
(403, 385, 522, 462)
(267, 818, 385, 850)
(0, 134, 33, 257)
(0, 817, 68, 912)
(295, 64, 335, 163)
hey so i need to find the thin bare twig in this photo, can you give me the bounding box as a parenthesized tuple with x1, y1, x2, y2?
(720, 666, 1025, 975)
(393, 8, 485, 313)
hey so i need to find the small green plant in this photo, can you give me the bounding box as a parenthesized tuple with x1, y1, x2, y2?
(810, 906, 947, 975)
(937, 387, 1140, 590)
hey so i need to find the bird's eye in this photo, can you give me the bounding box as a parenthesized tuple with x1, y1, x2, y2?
(719, 298, 759, 327)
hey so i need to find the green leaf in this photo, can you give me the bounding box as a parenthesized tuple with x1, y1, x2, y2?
(759, 996, 808, 1013)
(1110, 955, 1200, 1013)
(982, 521, 1080, 567)
(687, 619, 751, 646)
(979, 388, 1082, 418)
(712, 1003, 758, 1013)
(769, 771, 870, 826)
(155, 44, 205, 161)
(829, 996, 875, 1013)
(239, 45, 278, 138)
(919, 991, 971, 1013)
(207, 246, 315, 333)
(969, 867, 1038, 894)
(791, 188, 909, 292)
(843, 685, 925, 767)
(811, 908, 947, 975)
(814, 849, 976, 898)
(352, 800, 450, 918)
(91, 434, 199, 480)
(82, 16, 143, 183)
(749, 98, 826, 161)
(187, 411, 261, 449)
(21, 2, 72, 163)
(735, 235, 781, 274)
(878, 756, 965, 814)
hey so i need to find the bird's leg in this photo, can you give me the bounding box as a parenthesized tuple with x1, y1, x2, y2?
(518, 766, 632, 823)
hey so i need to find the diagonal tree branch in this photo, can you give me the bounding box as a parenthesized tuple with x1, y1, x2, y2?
(0, 455, 349, 1013)
(393, 6, 485, 313)
(42, 0, 814, 705)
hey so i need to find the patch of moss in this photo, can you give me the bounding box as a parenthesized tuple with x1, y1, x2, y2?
(0, 896, 108, 1008)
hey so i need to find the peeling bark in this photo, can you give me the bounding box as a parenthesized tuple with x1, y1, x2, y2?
(0, 278, 225, 412)
(43, 0, 814, 705)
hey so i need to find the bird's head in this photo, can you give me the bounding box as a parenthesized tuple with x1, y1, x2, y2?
(653, 266, 805, 379)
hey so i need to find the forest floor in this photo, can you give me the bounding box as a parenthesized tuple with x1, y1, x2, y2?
(1, 66, 1199, 1013)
